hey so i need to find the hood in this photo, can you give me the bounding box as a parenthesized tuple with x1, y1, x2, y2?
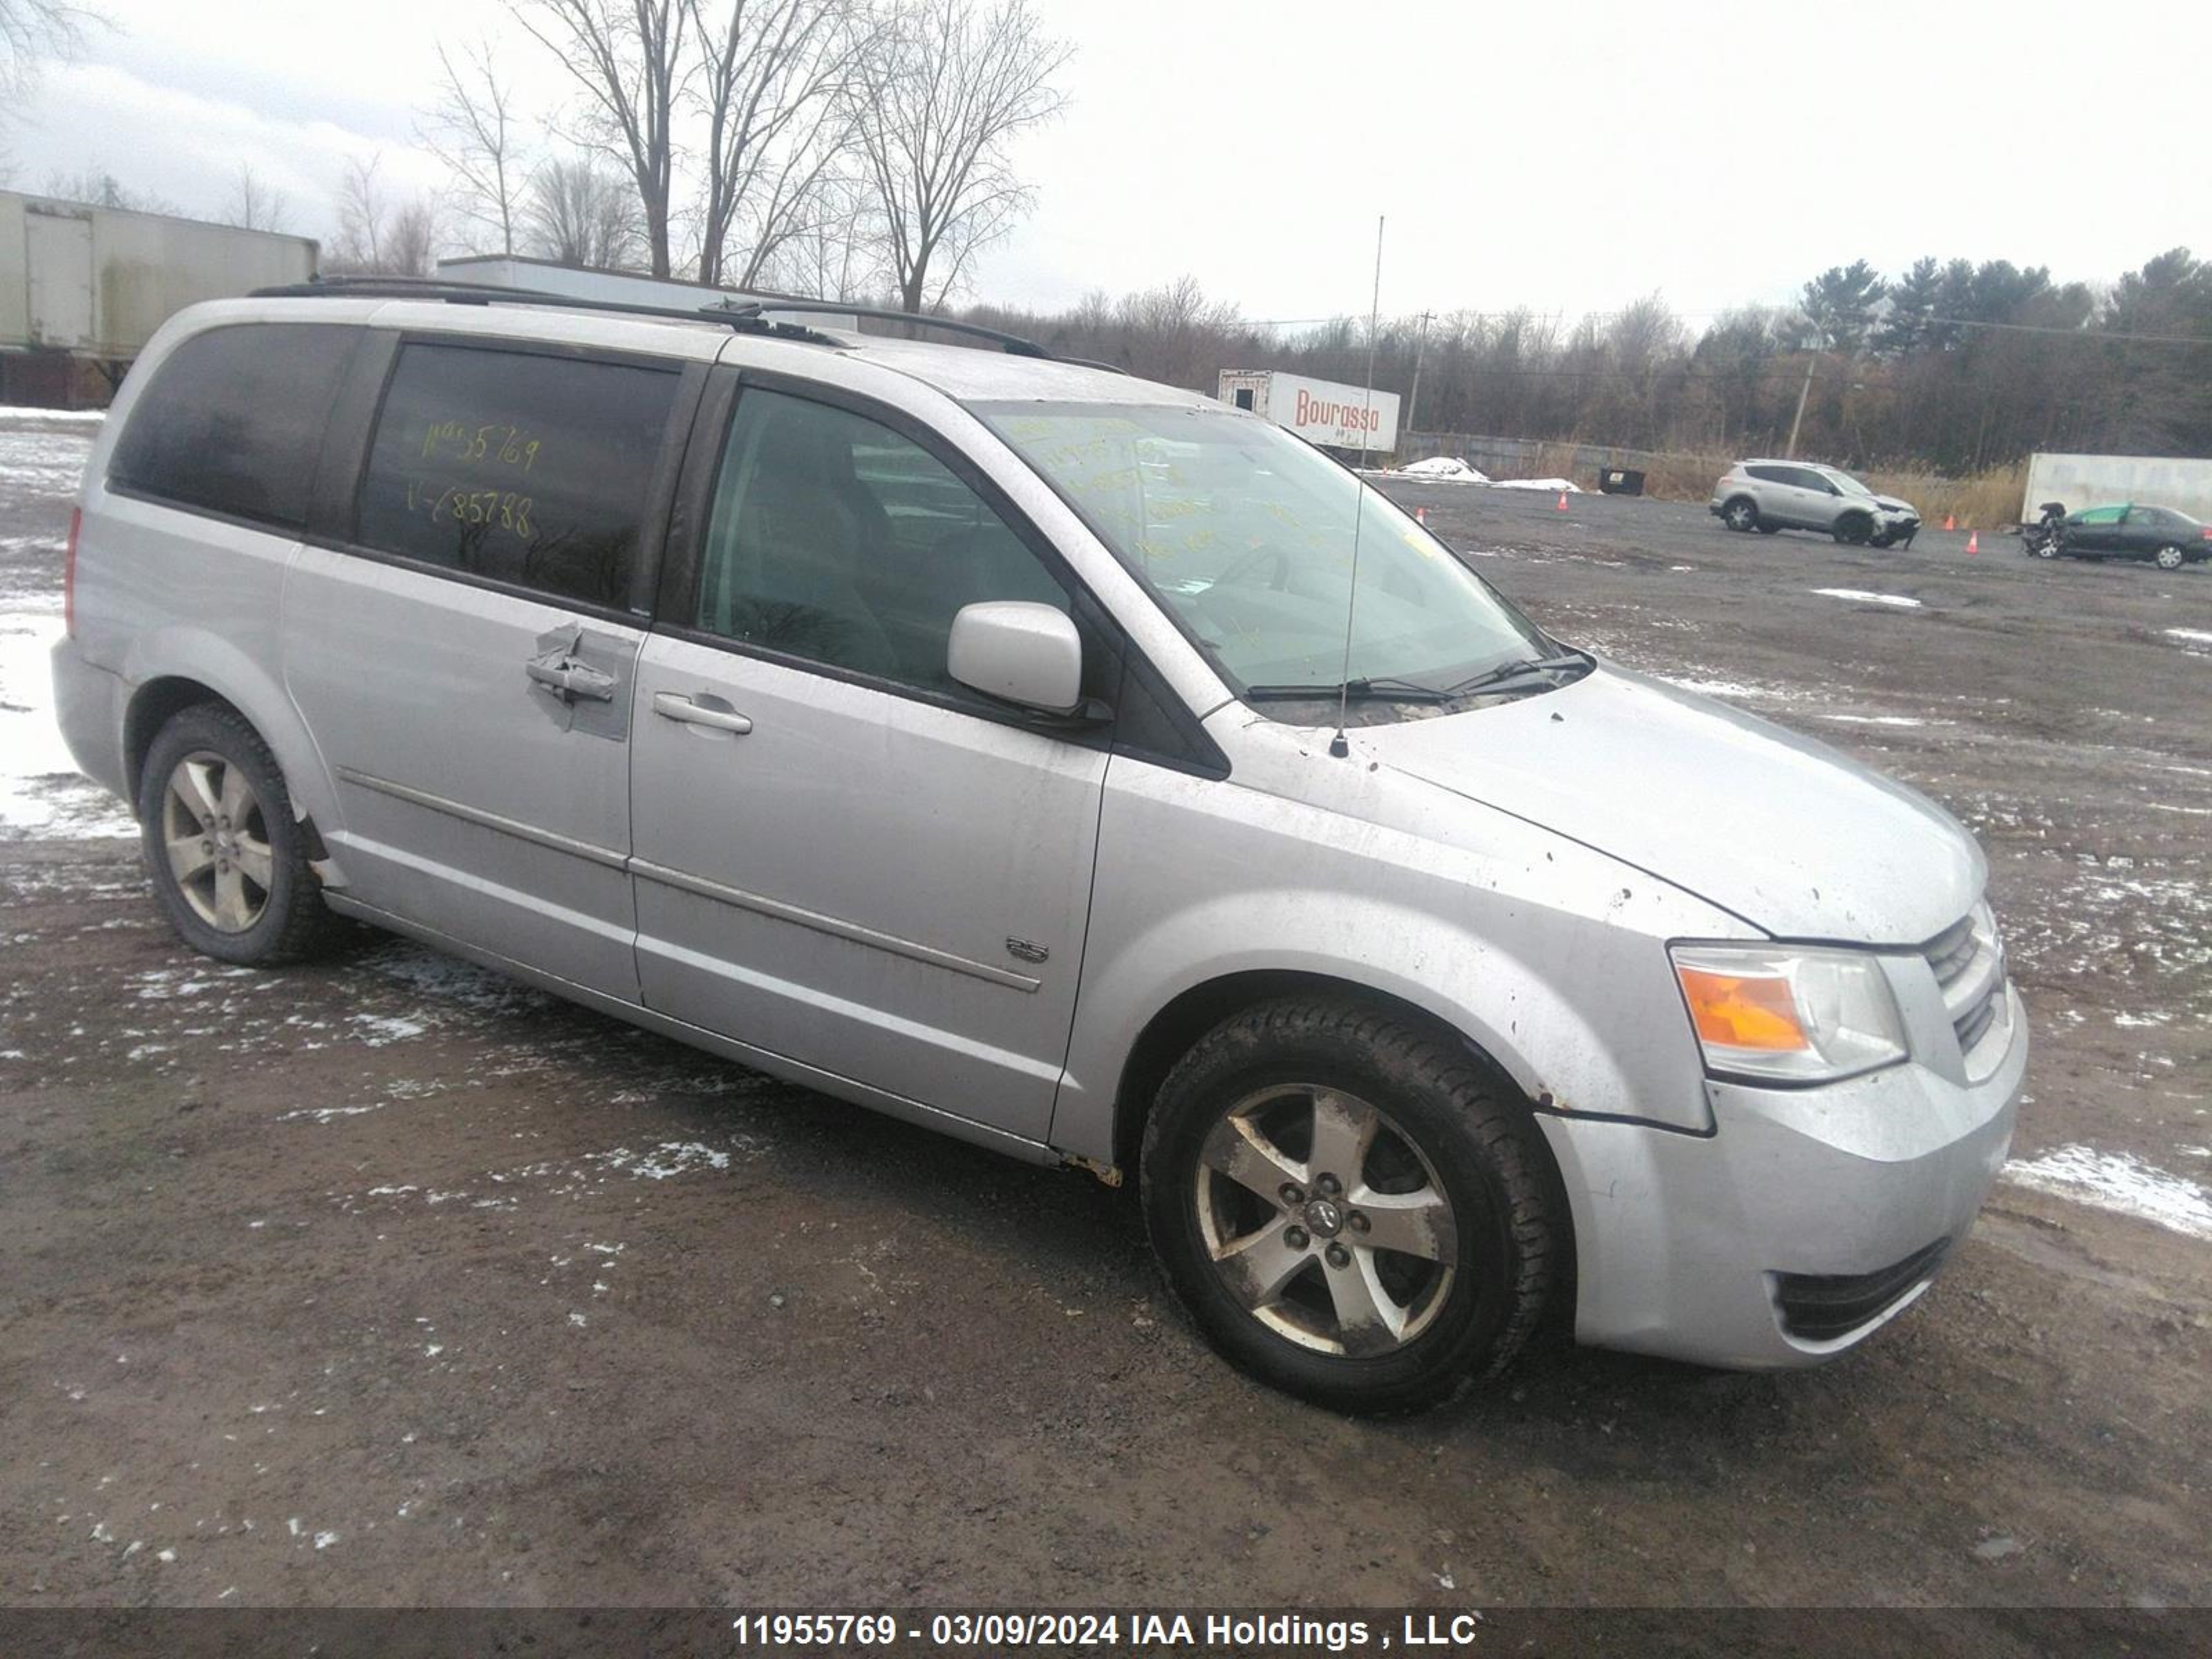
(1873, 494, 1918, 515)
(1358, 665, 1981, 944)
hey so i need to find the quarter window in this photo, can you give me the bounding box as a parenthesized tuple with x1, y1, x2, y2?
(695, 388, 1069, 694)
(355, 343, 681, 610)
(108, 324, 357, 530)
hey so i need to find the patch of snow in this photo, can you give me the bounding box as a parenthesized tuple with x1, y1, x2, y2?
(351, 1013, 429, 1047)
(2164, 628, 2212, 645)
(0, 406, 106, 429)
(0, 612, 138, 839)
(1396, 456, 1490, 484)
(1821, 714, 1931, 728)
(1812, 588, 1922, 608)
(597, 1141, 733, 1180)
(1486, 476, 1581, 493)
(1662, 677, 1761, 700)
(2003, 1145, 2212, 1241)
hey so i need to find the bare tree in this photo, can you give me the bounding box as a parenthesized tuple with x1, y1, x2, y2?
(754, 163, 881, 298)
(418, 39, 527, 255)
(386, 198, 441, 276)
(223, 164, 290, 232)
(40, 164, 177, 214)
(329, 153, 440, 274)
(2, 0, 95, 103)
(329, 153, 389, 272)
(686, 0, 872, 288)
(510, 0, 687, 276)
(525, 154, 645, 268)
(851, 0, 1069, 313)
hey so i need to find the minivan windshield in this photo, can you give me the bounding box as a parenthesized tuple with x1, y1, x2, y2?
(978, 402, 1553, 697)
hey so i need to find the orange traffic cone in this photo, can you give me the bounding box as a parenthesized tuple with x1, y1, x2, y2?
(1416, 505, 1427, 524)
(1555, 491, 1569, 512)
(1967, 532, 1979, 554)
(1944, 513, 1956, 531)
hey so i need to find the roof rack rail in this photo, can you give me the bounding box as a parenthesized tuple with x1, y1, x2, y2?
(247, 274, 847, 347)
(720, 297, 1125, 369)
(250, 274, 1125, 373)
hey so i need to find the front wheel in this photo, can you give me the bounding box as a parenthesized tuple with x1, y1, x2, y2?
(2154, 543, 2186, 571)
(1833, 513, 1873, 545)
(1141, 997, 1558, 1414)
(136, 703, 337, 966)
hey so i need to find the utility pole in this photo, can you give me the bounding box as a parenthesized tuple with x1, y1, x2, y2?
(1406, 309, 1432, 436)
(1785, 351, 1818, 458)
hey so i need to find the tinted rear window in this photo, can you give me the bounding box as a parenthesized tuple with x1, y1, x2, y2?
(109, 323, 357, 530)
(354, 343, 679, 610)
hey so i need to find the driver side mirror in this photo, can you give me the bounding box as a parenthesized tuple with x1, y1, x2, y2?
(948, 601, 1085, 717)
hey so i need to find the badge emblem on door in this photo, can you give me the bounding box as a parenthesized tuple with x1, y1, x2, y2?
(1004, 937, 1049, 964)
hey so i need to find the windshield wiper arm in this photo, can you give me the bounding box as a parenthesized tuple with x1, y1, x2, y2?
(1242, 676, 1455, 704)
(1445, 650, 1593, 695)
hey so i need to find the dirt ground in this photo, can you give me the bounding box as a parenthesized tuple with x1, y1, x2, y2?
(3, 430, 2209, 1615)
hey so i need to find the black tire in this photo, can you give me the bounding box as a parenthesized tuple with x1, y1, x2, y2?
(1755, 523, 1780, 535)
(2154, 543, 2186, 571)
(2032, 539, 2059, 560)
(1833, 512, 1873, 545)
(1140, 996, 1557, 1415)
(1722, 497, 1760, 533)
(135, 702, 337, 967)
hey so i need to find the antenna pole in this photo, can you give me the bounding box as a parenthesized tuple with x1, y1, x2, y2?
(1330, 214, 1385, 760)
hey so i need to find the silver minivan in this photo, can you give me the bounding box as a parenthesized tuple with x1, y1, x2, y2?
(52, 286, 2024, 1412)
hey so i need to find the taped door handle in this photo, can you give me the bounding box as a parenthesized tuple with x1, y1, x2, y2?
(653, 692, 753, 735)
(525, 657, 617, 702)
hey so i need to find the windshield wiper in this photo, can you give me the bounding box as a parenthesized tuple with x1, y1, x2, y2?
(1242, 675, 1455, 704)
(1445, 650, 1593, 695)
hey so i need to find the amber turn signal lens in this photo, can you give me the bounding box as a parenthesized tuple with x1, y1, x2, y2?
(1676, 966, 1810, 1053)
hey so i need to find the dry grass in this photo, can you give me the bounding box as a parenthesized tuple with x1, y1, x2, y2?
(1586, 451, 2028, 529)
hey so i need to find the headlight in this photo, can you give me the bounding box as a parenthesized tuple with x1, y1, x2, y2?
(1670, 943, 1909, 1084)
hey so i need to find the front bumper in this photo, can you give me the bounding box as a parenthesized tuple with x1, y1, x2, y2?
(1537, 983, 2025, 1369)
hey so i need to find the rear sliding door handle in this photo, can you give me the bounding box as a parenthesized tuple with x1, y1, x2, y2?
(525, 657, 617, 702)
(653, 691, 753, 735)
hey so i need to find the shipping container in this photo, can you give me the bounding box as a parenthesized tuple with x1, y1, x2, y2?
(1215, 368, 1400, 455)
(1, 191, 317, 373)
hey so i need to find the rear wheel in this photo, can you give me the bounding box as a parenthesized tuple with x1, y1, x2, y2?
(136, 704, 337, 966)
(2154, 543, 2186, 570)
(1723, 498, 1760, 532)
(1141, 996, 1557, 1414)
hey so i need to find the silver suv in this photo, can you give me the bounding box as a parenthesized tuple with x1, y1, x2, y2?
(1712, 460, 1922, 547)
(52, 285, 2023, 1412)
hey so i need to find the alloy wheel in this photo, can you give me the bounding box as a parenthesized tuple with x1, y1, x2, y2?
(1192, 1084, 1457, 1358)
(160, 751, 274, 932)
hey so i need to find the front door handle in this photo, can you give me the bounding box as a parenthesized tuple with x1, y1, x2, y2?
(653, 691, 753, 735)
(526, 657, 618, 702)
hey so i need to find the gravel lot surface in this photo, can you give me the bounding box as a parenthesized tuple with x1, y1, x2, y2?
(3, 420, 2208, 1618)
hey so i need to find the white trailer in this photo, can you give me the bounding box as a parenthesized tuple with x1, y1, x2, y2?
(1216, 368, 1400, 456)
(437, 255, 856, 332)
(2023, 451, 2212, 525)
(1, 191, 317, 366)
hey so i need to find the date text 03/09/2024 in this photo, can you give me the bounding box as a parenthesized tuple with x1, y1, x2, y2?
(729, 1612, 1490, 1651)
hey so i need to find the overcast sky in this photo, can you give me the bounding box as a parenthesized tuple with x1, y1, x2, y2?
(6, 0, 2208, 325)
